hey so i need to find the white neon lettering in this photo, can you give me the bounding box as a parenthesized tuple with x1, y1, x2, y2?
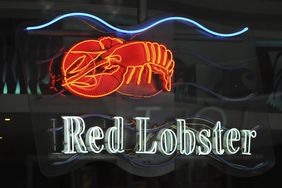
(196, 129, 212, 155)
(86, 126, 104, 153)
(157, 129, 177, 155)
(104, 116, 125, 153)
(62, 116, 87, 154)
(60, 116, 257, 157)
(177, 119, 196, 155)
(212, 121, 224, 155)
(241, 129, 257, 155)
(135, 117, 157, 154)
(223, 128, 240, 154)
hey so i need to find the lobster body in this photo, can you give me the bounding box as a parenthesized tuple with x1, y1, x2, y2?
(61, 37, 175, 98)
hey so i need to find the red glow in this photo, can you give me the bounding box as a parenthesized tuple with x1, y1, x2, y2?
(61, 37, 175, 98)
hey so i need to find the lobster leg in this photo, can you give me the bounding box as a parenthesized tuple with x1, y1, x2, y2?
(118, 64, 159, 97)
(123, 64, 153, 86)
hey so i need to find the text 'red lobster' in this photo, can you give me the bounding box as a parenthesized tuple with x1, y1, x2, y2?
(61, 37, 175, 98)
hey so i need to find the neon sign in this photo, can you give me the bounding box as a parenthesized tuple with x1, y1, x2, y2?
(26, 12, 272, 177)
(62, 116, 257, 156)
(61, 37, 174, 98)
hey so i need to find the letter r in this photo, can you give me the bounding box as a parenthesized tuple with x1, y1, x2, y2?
(62, 116, 88, 154)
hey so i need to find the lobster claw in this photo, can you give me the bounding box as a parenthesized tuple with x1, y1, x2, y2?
(81, 65, 126, 98)
(61, 39, 126, 98)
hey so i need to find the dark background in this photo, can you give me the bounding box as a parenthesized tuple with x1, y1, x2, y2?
(0, 0, 282, 187)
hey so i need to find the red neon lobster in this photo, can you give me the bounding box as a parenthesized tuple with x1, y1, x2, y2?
(61, 37, 175, 98)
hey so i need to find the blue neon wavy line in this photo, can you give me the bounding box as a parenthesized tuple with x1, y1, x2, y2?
(25, 12, 248, 37)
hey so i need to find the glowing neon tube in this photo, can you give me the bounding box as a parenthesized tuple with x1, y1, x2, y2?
(25, 12, 248, 37)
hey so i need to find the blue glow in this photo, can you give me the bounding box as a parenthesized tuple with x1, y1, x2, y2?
(25, 12, 248, 37)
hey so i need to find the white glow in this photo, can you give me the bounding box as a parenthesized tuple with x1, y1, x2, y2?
(223, 128, 241, 154)
(104, 116, 125, 153)
(62, 116, 88, 154)
(59, 116, 258, 157)
(86, 126, 104, 153)
(212, 121, 224, 155)
(241, 129, 257, 155)
(4, 118, 11, 122)
(135, 117, 157, 154)
(157, 129, 177, 155)
(176, 119, 196, 155)
(196, 129, 212, 155)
